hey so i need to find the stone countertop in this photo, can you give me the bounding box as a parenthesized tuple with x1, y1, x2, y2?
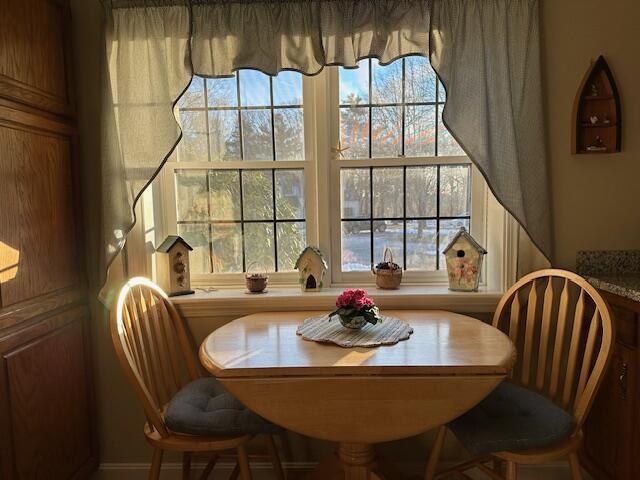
(577, 250, 640, 303)
(585, 274, 640, 303)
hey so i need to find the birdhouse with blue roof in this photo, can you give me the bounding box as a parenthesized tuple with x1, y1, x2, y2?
(442, 227, 487, 292)
(295, 246, 328, 291)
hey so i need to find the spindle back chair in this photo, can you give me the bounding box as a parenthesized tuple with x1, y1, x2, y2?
(111, 277, 284, 480)
(426, 269, 614, 480)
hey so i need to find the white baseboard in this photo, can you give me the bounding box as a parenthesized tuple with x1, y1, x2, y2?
(94, 460, 578, 480)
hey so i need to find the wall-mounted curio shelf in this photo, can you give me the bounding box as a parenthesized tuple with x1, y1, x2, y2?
(572, 55, 621, 154)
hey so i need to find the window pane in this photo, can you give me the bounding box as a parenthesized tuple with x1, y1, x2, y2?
(211, 223, 242, 273)
(341, 168, 370, 218)
(371, 106, 402, 158)
(242, 170, 273, 220)
(175, 170, 208, 221)
(373, 168, 403, 218)
(373, 222, 403, 268)
(178, 223, 211, 274)
(273, 71, 302, 105)
(178, 111, 208, 162)
(339, 61, 369, 104)
(406, 219, 437, 270)
(179, 76, 205, 108)
(239, 70, 270, 107)
(277, 222, 306, 271)
(245, 222, 275, 271)
(274, 108, 304, 160)
(405, 105, 436, 157)
(439, 165, 471, 217)
(208, 111, 241, 161)
(341, 221, 371, 271)
(406, 166, 437, 217)
(371, 58, 402, 104)
(241, 109, 273, 160)
(438, 218, 470, 269)
(340, 106, 369, 158)
(405, 56, 436, 103)
(207, 77, 238, 107)
(208, 170, 240, 221)
(275, 170, 304, 219)
(437, 107, 465, 156)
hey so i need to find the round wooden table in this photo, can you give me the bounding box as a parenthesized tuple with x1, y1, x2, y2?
(200, 310, 515, 480)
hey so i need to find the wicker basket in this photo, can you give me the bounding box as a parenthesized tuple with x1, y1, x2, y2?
(245, 262, 269, 293)
(372, 247, 402, 289)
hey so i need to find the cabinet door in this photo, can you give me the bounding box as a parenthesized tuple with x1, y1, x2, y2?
(0, 0, 73, 115)
(583, 341, 637, 479)
(0, 306, 95, 480)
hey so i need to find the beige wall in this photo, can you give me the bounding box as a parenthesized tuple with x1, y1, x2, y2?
(542, 0, 640, 268)
(70, 0, 640, 468)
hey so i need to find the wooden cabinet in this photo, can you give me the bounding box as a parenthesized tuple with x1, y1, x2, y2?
(582, 291, 640, 479)
(0, 0, 96, 478)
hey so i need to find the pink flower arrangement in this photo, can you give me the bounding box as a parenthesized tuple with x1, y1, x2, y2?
(330, 288, 381, 326)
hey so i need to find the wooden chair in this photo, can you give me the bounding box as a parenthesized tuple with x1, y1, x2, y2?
(425, 269, 614, 480)
(110, 277, 285, 480)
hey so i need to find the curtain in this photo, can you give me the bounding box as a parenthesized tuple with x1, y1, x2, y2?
(430, 0, 551, 258)
(99, 0, 551, 293)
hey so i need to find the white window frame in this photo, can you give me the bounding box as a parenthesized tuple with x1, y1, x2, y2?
(154, 74, 319, 288)
(140, 65, 517, 292)
(316, 68, 487, 286)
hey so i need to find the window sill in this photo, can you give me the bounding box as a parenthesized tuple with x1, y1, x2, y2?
(171, 285, 503, 318)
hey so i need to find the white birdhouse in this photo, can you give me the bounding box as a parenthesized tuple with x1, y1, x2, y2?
(156, 235, 195, 296)
(442, 227, 487, 292)
(295, 246, 328, 291)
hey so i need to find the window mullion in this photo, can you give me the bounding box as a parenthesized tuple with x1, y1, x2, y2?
(238, 169, 246, 272)
(272, 169, 279, 272)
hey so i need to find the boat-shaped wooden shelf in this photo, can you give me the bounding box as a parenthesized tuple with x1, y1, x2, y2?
(572, 55, 621, 154)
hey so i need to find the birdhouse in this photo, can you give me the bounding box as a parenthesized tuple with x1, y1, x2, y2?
(294, 246, 328, 292)
(442, 227, 487, 292)
(156, 235, 195, 296)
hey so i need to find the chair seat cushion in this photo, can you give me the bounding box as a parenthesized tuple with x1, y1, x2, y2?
(448, 381, 574, 455)
(165, 378, 281, 437)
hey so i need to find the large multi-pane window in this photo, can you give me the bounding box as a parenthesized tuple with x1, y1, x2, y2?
(161, 55, 480, 285)
(336, 58, 471, 276)
(173, 72, 308, 274)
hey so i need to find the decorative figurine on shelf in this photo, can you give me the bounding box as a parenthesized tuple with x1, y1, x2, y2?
(589, 115, 599, 125)
(603, 115, 611, 124)
(156, 235, 195, 296)
(588, 82, 599, 97)
(295, 246, 328, 291)
(442, 227, 487, 292)
(586, 136, 607, 152)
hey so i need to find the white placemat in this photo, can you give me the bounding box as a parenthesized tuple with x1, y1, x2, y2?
(296, 314, 413, 348)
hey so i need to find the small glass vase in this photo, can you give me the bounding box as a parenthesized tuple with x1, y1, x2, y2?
(339, 314, 367, 330)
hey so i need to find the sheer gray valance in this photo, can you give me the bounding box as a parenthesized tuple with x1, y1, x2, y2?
(99, 0, 551, 293)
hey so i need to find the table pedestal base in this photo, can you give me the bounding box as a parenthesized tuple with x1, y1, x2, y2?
(300, 443, 396, 480)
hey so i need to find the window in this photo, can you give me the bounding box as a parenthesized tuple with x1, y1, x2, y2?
(154, 56, 491, 287)
(332, 58, 477, 283)
(171, 73, 310, 276)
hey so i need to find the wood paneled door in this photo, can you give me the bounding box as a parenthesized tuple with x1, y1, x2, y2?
(0, 0, 96, 478)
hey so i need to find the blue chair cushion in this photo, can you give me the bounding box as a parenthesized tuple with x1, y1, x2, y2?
(448, 381, 574, 455)
(165, 377, 281, 437)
